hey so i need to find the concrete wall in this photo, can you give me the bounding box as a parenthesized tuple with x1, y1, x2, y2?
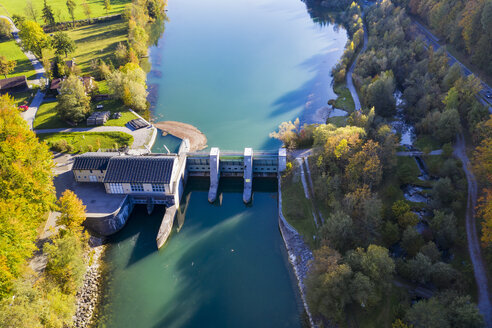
(84, 196, 134, 236)
(74, 169, 106, 182)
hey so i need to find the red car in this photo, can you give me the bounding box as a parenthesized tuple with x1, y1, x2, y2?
(19, 105, 28, 111)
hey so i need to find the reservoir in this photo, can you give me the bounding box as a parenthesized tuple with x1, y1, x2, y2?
(97, 0, 347, 327)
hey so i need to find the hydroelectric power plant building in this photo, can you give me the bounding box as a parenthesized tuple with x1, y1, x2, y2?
(71, 140, 287, 248)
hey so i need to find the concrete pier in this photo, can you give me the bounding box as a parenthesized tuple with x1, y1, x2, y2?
(243, 148, 253, 203)
(156, 205, 177, 249)
(208, 147, 220, 202)
(278, 148, 287, 172)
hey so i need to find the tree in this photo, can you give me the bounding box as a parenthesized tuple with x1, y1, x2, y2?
(66, 0, 76, 28)
(42, 0, 56, 27)
(0, 56, 16, 78)
(306, 246, 353, 324)
(401, 226, 424, 257)
(319, 210, 354, 252)
(346, 245, 395, 287)
(0, 18, 12, 39)
(51, 32, 75, 58)
(0, 94, 55, 297)
(434, 108, 461, 144)
(81, 0, 92, 22)
(269, 118, 300, 149)
(45, 231, 86, 294)
(56, 75, 91, 124)
(107, 63, 148, 111)
(365, 70, 396, 117)
(57, 190, 86, 232)
(104, 0, 111, 15)
(24, 1, 38, 23)
(18, 20, 50, 58)
(405, 298, 450, 328)
(430, 210, 458, 249)
(403, 253, 432, 284)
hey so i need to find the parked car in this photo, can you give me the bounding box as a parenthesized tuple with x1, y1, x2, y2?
(19, 105, 28, 111)
(96, 104, 104, 109)
(486, 92, 492, 99)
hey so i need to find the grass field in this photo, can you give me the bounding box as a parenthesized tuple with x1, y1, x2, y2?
(39, 131, 133, 153)
(0, 0, 131, 23)
(33, 99, 138, 129)
(64, 19, 127, 73)
(333, 83, 355, 113)
(6, 89, 37, 106)
(0, 39, 37, 80)
(281, 166, 318, 249)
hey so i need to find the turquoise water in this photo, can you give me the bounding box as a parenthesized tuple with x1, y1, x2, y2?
(99, 0, 347, 326)
(148, 0, 347, 150)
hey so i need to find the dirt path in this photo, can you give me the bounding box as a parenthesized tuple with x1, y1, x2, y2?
(454, 133, 492, 327)
(154, 121, 207, 151)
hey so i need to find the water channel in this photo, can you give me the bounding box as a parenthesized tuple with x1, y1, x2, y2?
(97, 0, 347, 327)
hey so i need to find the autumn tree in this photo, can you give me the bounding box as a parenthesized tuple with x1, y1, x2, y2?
(107, 62, 148, 111)
(269, 118, 300, 149)
(51, 32, 76, 57)
(57, 190, 86, 232)
(0, 18, 12, 39)
(56, 75, 91, 124)
(0, 94, 55, 297)
(0, 56, 16, 78)
(18, 20, 50, 58)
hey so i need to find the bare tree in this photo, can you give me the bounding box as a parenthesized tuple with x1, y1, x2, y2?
(24, 0, 38, 23)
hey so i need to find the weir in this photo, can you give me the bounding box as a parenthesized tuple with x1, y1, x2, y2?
(71, 141, 287, 249)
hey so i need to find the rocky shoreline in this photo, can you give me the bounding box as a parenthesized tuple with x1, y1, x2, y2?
(73, 236, 105, 328)
(277, 176, 316, 327)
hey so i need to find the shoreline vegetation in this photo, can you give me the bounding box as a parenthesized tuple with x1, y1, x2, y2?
(273, 0, 491, 327)
(0, 1, 169, 327)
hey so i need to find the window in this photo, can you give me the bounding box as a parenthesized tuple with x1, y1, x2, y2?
(89, 175, 97, 182)
(130, 183, 144, 192)
(109, 183, 124, 194)
(152, 184, 165, 192)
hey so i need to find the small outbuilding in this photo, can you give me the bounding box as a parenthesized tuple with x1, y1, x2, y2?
(0, 76, 28, 93)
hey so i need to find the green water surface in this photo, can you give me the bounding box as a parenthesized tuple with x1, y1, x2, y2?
(99, 0, 347, 326)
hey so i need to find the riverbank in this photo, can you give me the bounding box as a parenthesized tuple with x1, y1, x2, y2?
(278, 175, 315, 327)
(73, 237, 106, 328)
(154, 121, 207, 151)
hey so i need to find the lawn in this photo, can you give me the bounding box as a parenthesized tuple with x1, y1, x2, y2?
(33, 99, 138, 129)
(7, 89, 37, 106)
(64, 19, 128, 73)
(281, 166, 318, 249)
(1, 0, 131, 23)
(0, 39, 37, 81)
(38, 131, 133, 153)
(333, 83, 355, 113)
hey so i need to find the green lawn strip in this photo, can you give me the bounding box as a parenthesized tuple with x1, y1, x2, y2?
(38, 131, 133, 153)
(306, 156, 332, 220)
(333, 83, 355, 113)
(33, 99, 137, 129)
(0, 39, 37, 81)
(7, 89, 37, 106)
(1, 0, 131, 22)
(281, 169, 317, 249)
(64, 19, 127, 74)
(327, 115, 347, 127)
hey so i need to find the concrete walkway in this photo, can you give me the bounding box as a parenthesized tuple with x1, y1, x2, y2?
(35, 126, 156, 150)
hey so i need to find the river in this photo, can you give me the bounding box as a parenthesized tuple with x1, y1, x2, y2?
(97, 0, 347, 327)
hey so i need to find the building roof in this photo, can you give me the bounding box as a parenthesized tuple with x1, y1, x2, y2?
(103, 156, 175, 184)
(50, 78, 63, 90)
(72, 155, 115, 171)
(0, 76, 27, 90)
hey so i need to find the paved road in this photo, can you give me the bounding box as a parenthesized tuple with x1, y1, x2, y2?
(346, 19, 368, 111)
(412, 19, 492, 112)
(454, 134, 492, 327)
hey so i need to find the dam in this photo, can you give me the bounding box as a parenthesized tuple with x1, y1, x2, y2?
(71, 141, 287, 248)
